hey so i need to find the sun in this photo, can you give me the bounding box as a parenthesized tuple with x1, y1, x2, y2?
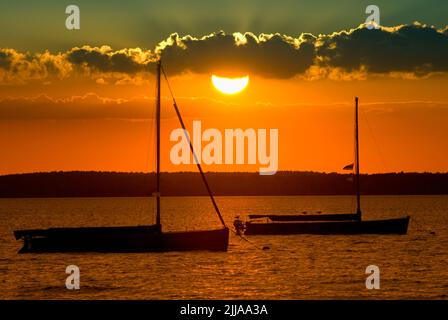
(211, 75, 249, 94)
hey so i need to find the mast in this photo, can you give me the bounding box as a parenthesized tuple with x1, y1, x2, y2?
(354, 97, 361, 220)
(171, 100, 226, 227)
(155, 60, 161, 226)
(160, 65, 227, 228)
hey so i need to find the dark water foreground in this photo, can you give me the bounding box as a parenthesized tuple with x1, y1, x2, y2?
(1, 195, 447, 299)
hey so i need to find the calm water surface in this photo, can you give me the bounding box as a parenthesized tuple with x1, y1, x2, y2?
(0, 196, 447, 299)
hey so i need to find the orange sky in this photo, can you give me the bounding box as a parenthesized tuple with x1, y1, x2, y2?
(1, 2, 447, 175)
(1, 72, 447, 174)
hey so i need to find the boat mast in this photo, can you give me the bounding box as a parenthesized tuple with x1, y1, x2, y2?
(155, 60, 161, 226)
(160, 65, 227, 228)
(354, 97, 361, 220)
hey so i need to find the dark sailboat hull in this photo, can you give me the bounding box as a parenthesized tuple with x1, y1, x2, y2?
(244, 216, 410, 235)
(14, 225, 229, 253)
(248, 213, 359, 221)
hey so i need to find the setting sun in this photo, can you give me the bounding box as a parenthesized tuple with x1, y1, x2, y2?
(211, 75, 249, 94)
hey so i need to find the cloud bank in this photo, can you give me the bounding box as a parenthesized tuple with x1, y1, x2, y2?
(157, 31, 315, 78)
(2, 93, 448, 120)
(1, 23, 447, 84)
(0, 94, 152, 119)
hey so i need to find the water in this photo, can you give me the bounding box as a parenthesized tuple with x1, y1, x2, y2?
(0, 195, 447, 299)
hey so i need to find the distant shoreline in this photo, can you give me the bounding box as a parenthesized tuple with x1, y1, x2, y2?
(0, 171, 447, 198)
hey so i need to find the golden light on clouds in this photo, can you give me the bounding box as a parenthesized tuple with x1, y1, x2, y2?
(211, 75, 249, 94)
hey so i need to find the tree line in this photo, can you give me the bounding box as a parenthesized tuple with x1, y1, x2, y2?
(0, 171, 447, 197)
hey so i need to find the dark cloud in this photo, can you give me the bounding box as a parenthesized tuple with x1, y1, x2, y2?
(0, 23, 448, 84)
(0, 51, 12, 69)
(67, 47, 149, 73)
(158, 31, 316, 78)
(0, 48, 72, 83)
(316, 23, 448, 75)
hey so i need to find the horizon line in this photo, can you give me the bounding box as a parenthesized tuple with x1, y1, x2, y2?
(1, 170, 447, 177)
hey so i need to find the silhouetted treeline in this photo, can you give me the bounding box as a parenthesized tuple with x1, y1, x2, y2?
(0, 171, 447, 198)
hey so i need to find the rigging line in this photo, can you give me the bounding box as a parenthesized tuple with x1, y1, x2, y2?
(360, 107, 389, 173)
(229, 227, 269, 251)
(160, 64, 227, 228)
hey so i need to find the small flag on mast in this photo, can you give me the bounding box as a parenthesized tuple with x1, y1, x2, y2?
(343, 163, 354, 170)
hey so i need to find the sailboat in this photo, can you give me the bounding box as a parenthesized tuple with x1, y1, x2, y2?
(14, 61, 229, 253)
(236, 97, 410, 235)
